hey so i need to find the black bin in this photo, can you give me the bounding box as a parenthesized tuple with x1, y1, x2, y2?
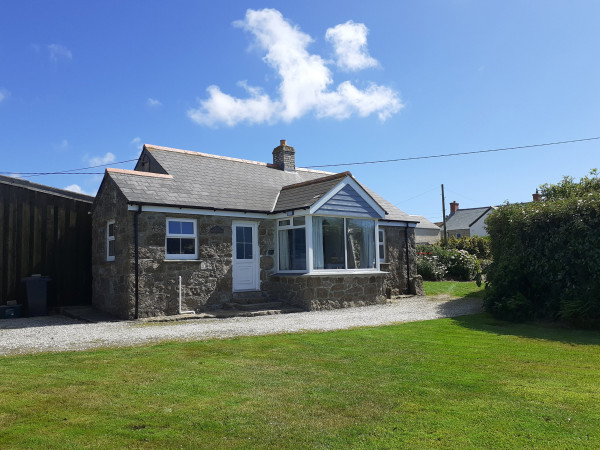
(21, 276, 52, 316)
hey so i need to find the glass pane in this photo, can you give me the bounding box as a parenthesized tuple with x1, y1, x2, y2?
(181, 238, 195, 254)
(168, 221, 181, 235)
(279, 219, 290, 227)
(379, 230, 384, 242)
(108, 223, 114, 237)
(244, 227, 252, 243)
(108, 240, 115, 257)
(347, 219, 375, 269)
(379, 244, 385, 261)
(236, 227, 244, 243)
(181, 221, 194, 235)
(320, 217, 345, 269)
(236, 242, 244, 259)
(279, 228, 306, 271)
(166, 238, 180, 254)
(293, 216, 305, 226)
(291, 228, 306, 270)
(244, 243, 253, 259)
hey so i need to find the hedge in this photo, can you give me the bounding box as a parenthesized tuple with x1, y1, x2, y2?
(484, 191, 600, 327)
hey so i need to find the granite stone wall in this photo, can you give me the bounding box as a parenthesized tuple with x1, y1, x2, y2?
(92, 194, 422, 318)
(380, 226, 424, 297)
(93, 204, 277, 318)
(91, 177, 134, 319)
(263, 273, 386, 310)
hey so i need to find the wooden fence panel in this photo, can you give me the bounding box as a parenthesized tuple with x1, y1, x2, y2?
(0, 181, 92, 307)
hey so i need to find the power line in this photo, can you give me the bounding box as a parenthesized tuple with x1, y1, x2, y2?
(0, 158, 138, 177)
(304, 136, 600, 168)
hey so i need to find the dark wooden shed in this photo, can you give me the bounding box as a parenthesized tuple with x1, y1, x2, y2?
(0, 175, 94, 309)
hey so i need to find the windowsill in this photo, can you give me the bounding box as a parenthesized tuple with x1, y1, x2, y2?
(275, 270, 387, 276)
(163, 258, 201, 262)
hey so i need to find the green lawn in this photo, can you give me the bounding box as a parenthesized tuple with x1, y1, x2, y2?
(423, 280, 485, 298)
(1, 315, 599, 448)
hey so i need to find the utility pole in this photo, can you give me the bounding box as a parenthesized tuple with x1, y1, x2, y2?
(441, 184, 447, 247)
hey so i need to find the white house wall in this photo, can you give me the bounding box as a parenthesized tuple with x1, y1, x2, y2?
(470, 210, 493, 237)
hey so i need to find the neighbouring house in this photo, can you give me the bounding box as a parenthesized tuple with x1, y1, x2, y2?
(444, 201, 496, 238)
(0, 175, 93, 309)
(411, 215, 441, 244)
(92, 141, 424, 319)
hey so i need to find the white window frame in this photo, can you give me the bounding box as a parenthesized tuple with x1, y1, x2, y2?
(106, 220, 115, 262)
(378, 227, 386, 263)
(308, 215, 381, 274)
(165, 218, 198, 260)
(276, 216, 308, 273)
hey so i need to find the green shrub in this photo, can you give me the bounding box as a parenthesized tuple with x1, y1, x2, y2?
(445, 236, 491, 260)
(484, 171, 600, 326)
(417, 246, 481, 282)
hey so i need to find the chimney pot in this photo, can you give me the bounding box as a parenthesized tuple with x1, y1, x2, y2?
(272, 139, 296, 172)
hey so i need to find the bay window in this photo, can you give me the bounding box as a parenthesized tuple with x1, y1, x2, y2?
(312, 216, 377, 270)
(277, 215, 379, 272)
(278, 217, 306, 271)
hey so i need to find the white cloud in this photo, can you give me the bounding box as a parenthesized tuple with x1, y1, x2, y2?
(64, 184, 91, 195)
(147, 98, 162, 107)
(130, 137, 143, 151)
(53, 139, 69, 150)
(0, 89, 9, 103)
(89, 152, 115, 166)
(325, 21, 378, 71)
(48, 44, 72, 62)
(187, 9, 401, 127)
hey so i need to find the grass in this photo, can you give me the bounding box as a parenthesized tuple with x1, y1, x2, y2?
(423, 280, 485, 298)
(1, 314, 599, 448)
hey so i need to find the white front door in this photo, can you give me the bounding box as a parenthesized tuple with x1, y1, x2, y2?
(232, 221, 260, 291)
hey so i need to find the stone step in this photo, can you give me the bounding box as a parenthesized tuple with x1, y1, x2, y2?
(231, 291, 267, 305)
(231, 301, 284, 311)
(143, 306, 305, 322)
(219, 307, 304, 318)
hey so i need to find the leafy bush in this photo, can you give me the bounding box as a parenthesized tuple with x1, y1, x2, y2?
(417, 246, 481, 282)
(445, 236, 491, 260)
(484, 170, 600, 327)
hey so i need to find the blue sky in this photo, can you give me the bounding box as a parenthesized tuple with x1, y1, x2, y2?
(1, 1, 599, 222)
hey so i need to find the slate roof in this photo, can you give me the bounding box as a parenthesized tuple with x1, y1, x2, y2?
(274, 172, 350, 212)
(104, 144, 416, 223)
(0, 174, 94, 203)
(445, 207, 495, 230)
(408, 215, 440, 231)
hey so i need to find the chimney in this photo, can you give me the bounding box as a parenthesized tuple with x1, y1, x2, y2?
(450, 201, 459, 214)
(272, 139, 295, 172)
(532, 189, 542, 202)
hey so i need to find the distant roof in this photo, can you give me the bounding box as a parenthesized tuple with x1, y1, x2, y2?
(104, 143, 416, 222)
(445, 207, 495, 230)
(408, 215, 440, 230)
(0, 174, 94, 203)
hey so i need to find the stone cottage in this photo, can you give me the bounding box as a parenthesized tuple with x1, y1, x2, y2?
(92, 141, 424, 319)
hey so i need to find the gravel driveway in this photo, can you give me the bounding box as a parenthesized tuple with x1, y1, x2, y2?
(0, 296, 482, 356)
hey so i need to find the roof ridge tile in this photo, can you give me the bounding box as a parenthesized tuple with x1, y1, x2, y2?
(107, 168, 173, 179)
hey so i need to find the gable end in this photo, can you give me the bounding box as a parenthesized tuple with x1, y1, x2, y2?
(314, 184, 381, 218)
